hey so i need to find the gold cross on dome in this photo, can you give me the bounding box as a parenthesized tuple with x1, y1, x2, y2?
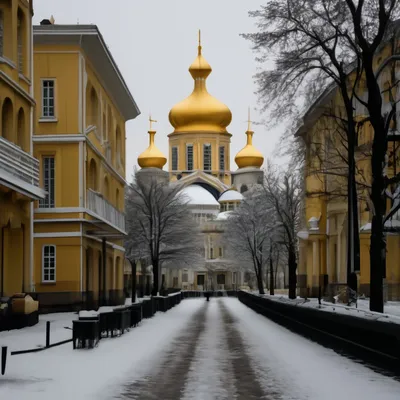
(198, 29, 201, 47)
(149, 115, 157, 131)
(247, 107, 252, 131)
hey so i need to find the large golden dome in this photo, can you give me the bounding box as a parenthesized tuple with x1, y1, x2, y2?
(235, 113, 264, 169)
(168, 32, 232, 133)
(138, 119, 167, 169)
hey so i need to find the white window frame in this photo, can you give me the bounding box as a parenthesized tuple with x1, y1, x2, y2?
(42, 245, 56, 283)
(171, 146, 178, 171)
(39, 156, 55, 208)
(186, 144, 193, 171)
(203, 143, 212, 171)
(41, 79, 56, 120)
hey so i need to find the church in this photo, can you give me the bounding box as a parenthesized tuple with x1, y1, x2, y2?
(135, 33, 265, 291)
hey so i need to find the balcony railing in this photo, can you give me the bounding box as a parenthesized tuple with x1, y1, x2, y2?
(87, 189, 125, 232)
(0, 136, 40, 188)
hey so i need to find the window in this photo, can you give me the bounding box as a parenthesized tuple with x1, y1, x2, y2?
(182, 272, 188, 282)
(210, 247, 214, 259)
(203, 144, 211, 171)
(173, 277, 178, 287)
(42, 245, 56, 282)
(172, 146, 178, 171)
(0, 11, 3, 56)
(219, 146, 225, 171)
(186, 144, 193, 171)
(40, 156, 55, 208)
(42, 80, 55, 118)
(219, 247, 223, 257)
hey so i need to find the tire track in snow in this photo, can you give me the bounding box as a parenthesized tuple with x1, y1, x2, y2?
(181, 299, 236, 400)
(116, 301, 208, 400)
(219, 299, 280, 400)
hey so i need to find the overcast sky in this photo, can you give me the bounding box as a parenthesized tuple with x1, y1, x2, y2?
(33, 0, 284, 178)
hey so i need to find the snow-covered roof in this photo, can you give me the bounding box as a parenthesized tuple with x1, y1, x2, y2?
(180, 185, 220, 207)
(218, 190, 244, 203)
(216, 211, 233, 221)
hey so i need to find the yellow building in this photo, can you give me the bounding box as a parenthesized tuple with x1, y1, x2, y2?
(296, 43, 400, 300)
(0, 0, 46, 297)
(136, 34, 265, 291)
(32, 19, 139, 310)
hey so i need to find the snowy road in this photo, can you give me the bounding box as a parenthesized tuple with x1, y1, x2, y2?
(114, 298, 400, 400)
(1, 298, 400, 400)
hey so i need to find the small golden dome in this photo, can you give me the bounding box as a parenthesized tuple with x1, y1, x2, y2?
(235, 110, 264, 169)
(168, 31, 232, 133)
(138, 117, 167, 169)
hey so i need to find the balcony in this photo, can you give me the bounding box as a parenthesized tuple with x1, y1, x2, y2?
(86, 189, 125, 233)
(0, 136, 45, 199)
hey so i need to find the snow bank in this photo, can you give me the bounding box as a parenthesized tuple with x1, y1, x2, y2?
(258, 294, 400, 325)
(78, 310, 98, 318)
(0, 299, 204, 400)
(0, 312, 75, 352)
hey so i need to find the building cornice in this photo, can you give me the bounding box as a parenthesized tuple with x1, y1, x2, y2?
(0, 70, 35, 105)
(33, 24, 140, 121)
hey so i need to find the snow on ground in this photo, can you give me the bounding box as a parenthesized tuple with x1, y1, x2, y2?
(0, 312, 75, 352)
(0, 299, 204, 400)
(224, 298, 400, 400)
(256, 291, 400, 325)
(1, 298, 400, 400)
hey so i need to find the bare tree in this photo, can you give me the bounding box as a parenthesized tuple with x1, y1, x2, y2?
(224, 195, 276, 294)
(125, 176, 203, 296)
(244, 0, 400, 311)
(262, 163, 302, 299)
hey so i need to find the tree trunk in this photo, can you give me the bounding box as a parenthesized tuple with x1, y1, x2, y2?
(369, 186, 385, 312)
(351, 177, 361, 277)
(256, 263, 265, 295)
(269, 244, 274, 295)
(363, 52, 387, 313)
(345, 110, 361, 288)
(129, 259, 137, 304)
(288, 246, 297, 299)
(151, 260, 159, 297)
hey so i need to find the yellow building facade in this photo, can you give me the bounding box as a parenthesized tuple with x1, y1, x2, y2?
(32, 19, 139, 309)
(296, 41, 400, 300)
(0, 0, 46, 297)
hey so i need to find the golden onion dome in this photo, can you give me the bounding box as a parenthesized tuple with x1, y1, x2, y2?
(138, 117, 167, 169)
(168, 31, 232, 133)
(235, 110, 264, 169)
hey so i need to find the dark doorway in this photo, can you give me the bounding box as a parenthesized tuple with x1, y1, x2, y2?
(197, 274, 205, 286)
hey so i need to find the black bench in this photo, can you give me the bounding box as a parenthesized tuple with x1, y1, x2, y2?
(72, 320, 100, 349)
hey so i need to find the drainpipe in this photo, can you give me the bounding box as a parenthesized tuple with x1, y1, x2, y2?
(29, 4, 34, 293)
(22, 223, 25, 292)
(1, 227, 4, 297)
(102, 238, 106, 305)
